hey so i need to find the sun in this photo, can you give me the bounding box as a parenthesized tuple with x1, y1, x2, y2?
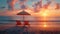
(42, 13, 48, 17)
(40, 9, 50, 17)
(43, 24, 47, 27)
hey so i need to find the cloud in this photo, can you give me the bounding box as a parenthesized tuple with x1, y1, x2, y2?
(32, 0, 42, 12)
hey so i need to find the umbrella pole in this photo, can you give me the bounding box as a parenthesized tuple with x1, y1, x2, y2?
(23, 10, 24, 21)
(23, 15, 24, 21)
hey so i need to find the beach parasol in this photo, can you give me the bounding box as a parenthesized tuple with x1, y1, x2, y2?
(17, 10, 30, 20)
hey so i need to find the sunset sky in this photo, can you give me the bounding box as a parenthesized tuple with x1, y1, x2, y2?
(0, 0, 60, 9)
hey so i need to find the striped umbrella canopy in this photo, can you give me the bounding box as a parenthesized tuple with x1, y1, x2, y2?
(17, 10, 30, 15)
